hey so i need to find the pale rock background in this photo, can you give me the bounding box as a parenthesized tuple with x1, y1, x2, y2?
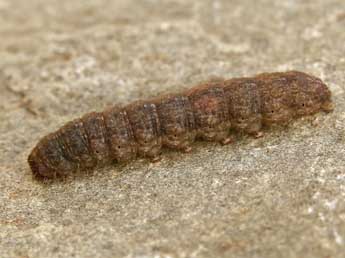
(1, 0, 345, 257)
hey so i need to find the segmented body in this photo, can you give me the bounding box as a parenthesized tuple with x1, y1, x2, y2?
(28, 71, 333, 178)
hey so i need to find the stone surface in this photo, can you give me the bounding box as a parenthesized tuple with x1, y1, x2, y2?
(1, 0, 345, 257)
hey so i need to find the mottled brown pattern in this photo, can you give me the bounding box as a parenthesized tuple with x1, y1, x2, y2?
(28, 71, 333, 178)
(187, 83, 231, 143)
(224, 78, 262, 136)
(125, 101, 162, 160)
(103, 107, 137, 163)
(155, 94, 196, 152)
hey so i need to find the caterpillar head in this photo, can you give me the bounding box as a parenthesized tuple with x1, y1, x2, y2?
(293, 72, 333, 116)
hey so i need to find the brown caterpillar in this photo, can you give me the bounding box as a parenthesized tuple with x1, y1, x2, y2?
(28, 71, 334, 178)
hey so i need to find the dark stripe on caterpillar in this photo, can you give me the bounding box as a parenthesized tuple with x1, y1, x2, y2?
(28, 71, 334, 178)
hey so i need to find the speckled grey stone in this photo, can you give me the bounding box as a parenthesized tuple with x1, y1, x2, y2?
(1, 0, 345, 257)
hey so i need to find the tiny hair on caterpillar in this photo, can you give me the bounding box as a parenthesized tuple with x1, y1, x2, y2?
(28, 71, 334, 178)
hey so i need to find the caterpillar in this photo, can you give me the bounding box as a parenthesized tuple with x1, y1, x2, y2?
(28, 71, 333, 178)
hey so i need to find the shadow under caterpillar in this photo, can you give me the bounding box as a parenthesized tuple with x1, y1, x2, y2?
(28, 71, 334, 178)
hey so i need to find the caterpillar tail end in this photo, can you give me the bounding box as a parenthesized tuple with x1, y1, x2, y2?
(28, 149, 56, 179)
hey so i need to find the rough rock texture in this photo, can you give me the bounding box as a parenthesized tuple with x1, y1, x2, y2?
(1, 0, 345, 257)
